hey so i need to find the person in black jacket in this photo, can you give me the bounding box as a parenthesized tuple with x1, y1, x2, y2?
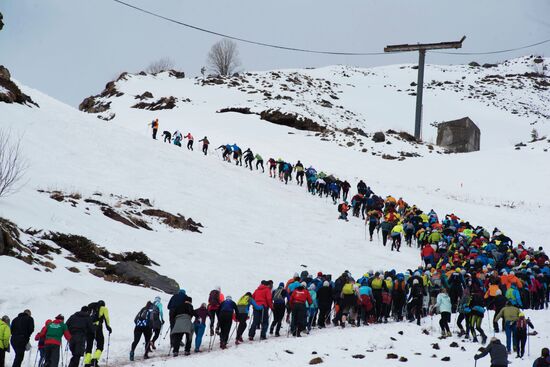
(474, 337, 508, 367)
(66, 307, 94, 367)
(10, 310, 35, 367)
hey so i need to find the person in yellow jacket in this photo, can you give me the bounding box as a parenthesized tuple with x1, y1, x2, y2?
(390, 222, 404, 252)
(0, 315, 11, 367)
(84, 301, 112, 367)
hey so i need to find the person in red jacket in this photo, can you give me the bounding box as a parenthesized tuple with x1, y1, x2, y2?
(35, 315, 71, 367)
(184, 133, 194, 150)
(248, 281, 273, 341)
(289, 282, 313, 337)
(421, 243, 435, 267)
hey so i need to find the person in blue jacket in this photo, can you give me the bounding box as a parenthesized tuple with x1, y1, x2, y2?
(217, 297, 239, 349)
(505, 284, 523, 307)
(306, 284, 318, 332)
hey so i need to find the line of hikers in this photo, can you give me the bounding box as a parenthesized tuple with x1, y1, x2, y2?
(0, 302, 111, 367)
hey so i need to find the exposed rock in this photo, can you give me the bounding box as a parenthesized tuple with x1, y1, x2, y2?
(79, 97, 111, 114)
(482, 63, 498, 68)
(399, 356, 408, 362)
(132, 96, 180, 110)
(101, 207, 139, 229)
(387, 353, 399, 359)
(441, 357, 451, 362)
(398, 331, 404, 335)
(390, 337, 397, 341)
(468, 61, 480, 67)
(218, 107, 254, 114)
(66, 267, 80, 273)
(284, 350, 294, 354)
(259, 110, 326, 132)
(135, 91, 153, 100)
(352, 354, 365, 359)
(432, 343, 440, 350)
(45, 233, 106, 263)
(309, 357, 323, 365)
(168, 70, 185, 79)
(449, 342, 459, 348)
(108, 261, 179, 294)
(142, 209, 203, 233)
(0, 65, 39, 107)
(372, 131, 385, 143)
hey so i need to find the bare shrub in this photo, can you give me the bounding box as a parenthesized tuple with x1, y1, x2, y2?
(0, 130, 27, 198)
(146, 57, 175, 74)
(207, 38, 241, 76)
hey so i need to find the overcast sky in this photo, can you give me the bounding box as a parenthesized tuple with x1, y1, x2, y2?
(1, 0, 549, 106)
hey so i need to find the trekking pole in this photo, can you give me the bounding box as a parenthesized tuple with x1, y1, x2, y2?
(527, 328, 530, 357)
(163, 327, 170, 340)
(33, 348, 38, 367)
(105, 334, 111, 367)
(229, 322, 237, 341)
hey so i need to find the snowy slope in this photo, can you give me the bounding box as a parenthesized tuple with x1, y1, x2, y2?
(0, 59, 549, 367)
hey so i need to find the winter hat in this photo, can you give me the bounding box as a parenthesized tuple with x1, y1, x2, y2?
(495, 289, 502, 296)
(317, 272, 323, 277)
(301, 282, 307, 288)
(278, 282, 284, 288)
(309, 284, 316, 291)
(378, 275, 384, 280)
(519, 312, 525, 318)
(293, 272, 299, 278)
(1, 315, 9, 323)
(55, 314, 64, 320)
(226, 296, 232, 301)
(154, 296, 161, 303)
(323, 281, 330, 287)
(490, 337, 499, 343)
(413, 279, 419, 285)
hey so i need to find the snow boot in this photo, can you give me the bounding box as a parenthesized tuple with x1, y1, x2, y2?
(129, 351, 134, 361)
(184, 351, 190, 356)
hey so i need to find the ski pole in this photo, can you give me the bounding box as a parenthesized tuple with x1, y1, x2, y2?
(163, 327, 170, 340)
(105, 334, 110, 367)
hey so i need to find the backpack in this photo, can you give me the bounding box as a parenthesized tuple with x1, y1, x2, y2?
(394, 280, 406, 292)
(237, 294, 250, 307)
(208, 290, 220, 309)
(135, 308, 151, 327)
(382, 292, 392, 305)
(273, 288, 285, 303)
(88, 302, 101, 323)
(369, 215, 378, 224)
(342, 283, 354, 295)
(361, 295, 373, 311)
(338, 204, 343, 213)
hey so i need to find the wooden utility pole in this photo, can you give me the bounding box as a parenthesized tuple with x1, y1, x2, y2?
(384, 36, 466, 140)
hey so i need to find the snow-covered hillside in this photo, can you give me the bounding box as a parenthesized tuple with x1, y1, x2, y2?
(80, 55, 550, 155)
(0, 58, 549, 367)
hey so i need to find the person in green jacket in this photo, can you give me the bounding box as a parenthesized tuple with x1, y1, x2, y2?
(35, 315, 71, 367)
(494, 301, 520, 353)
(255, 154, 264, 172)
(0, 316, 11, 367)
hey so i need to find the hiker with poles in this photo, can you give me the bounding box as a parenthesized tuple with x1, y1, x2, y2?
(248, 281, 273, 341)
(217, 297, 239, 349)
(129, 302, 154, 361)
(66, 307, 93, 367)
(474, 337, 508, 367)
(34, 315, 71, 367)
(84, 301, 111, 367)
(149, 297, 164, 351)
(235, 293, 261, 345)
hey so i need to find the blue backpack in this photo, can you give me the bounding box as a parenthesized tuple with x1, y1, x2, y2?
(135, 308, 151, 327)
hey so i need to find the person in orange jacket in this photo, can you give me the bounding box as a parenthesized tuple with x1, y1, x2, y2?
(150, 119, 159, 139)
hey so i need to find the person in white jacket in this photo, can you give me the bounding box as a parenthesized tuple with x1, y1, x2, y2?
(433, 288, 452, 337)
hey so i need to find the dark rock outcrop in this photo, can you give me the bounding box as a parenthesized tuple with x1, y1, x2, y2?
(110, 261, 179, 294)
(132, 96, 178, 110)
(218, 107, 254, 114)
(259, 110, 326, 132)
(372, 131, 385, 142)
(142, 209, 203, 233)
(0, 65, 39, 107)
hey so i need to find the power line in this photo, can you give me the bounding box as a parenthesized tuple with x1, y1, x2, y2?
(431, 38, 550, 55)
(112, 0, 550, 58)
(111, 0, 388, 56)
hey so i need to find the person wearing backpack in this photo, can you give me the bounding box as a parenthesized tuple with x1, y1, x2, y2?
(432, 288, 452, 337)
(35, 314, 71, 367)
(192, 303, 208, 352)
(170, 298, 196, 357)
(129, 302, 154, 361)
(337, 202, 349, 221)
(235, 293, 261, 344)
(340, 279, 358, 328)
(198, 137, 209, 155)
(269, 283, 287, 337)
(150, 297, 164, 351)
(66, 307, 93, 367)
(9, 309, 34, 367)
(316, 281, 333, 329)
(392, 275, 407, 321)
(84, 300, 111, 367)
(248, 281, 273, 341)
(358, 280, 374, 325)
(289, 283, 312, 337)
(207, 287, 224, 336)
(0, 315, 11, 367)
(217, 297, 239, 349)
(366, 210, 381, 241)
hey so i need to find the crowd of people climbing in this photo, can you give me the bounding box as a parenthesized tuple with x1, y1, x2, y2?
(3, 120, 548, 367)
